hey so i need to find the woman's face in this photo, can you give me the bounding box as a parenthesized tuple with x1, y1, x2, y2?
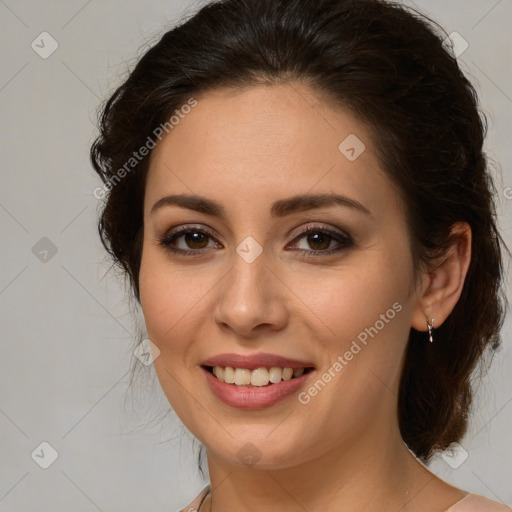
(139, 82, 422, 469)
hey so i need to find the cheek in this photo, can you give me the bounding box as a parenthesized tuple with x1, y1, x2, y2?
(292, 264, 411, 447)
(293, 253, 409, 343)
(138, 252, 206, 421)
(291, 242, 413, 400)
(138, 250, 186, 354)
(138, 249, 218, 358)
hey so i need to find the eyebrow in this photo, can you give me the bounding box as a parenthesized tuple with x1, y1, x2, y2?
(150, 193, 371, 219)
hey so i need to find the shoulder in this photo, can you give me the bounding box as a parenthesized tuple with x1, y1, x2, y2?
(447, 493, 511, 512)
(178, 485, 211, 512)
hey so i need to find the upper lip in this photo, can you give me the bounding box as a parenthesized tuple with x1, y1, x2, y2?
(201, 352, 315, 371)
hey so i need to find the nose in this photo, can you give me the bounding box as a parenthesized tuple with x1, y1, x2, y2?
(213, 251, 289, 338)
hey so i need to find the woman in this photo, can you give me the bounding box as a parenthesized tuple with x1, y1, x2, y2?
(90, 0, 511, 510)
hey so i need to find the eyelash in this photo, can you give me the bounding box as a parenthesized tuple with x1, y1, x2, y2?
(157, 223, 354, 257)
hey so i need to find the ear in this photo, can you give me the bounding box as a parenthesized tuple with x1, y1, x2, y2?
(411, 222, 472, 333)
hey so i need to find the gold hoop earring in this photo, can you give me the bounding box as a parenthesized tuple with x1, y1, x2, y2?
(426, 318, 435, 343)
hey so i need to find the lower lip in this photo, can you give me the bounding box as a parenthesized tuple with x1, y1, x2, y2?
(202, 367, 313, 409)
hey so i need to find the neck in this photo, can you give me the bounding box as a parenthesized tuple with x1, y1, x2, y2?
(203, 417, 433, 512)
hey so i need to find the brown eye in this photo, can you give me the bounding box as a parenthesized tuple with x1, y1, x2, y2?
(304, 232, 333, 251)
(159, 227, 219, 254)
(181, 231, 210, 249)
(289, 227, 353, 255)
(159, 224, 353, 257)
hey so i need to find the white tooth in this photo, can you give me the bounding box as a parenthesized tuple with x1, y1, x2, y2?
(213, 366, 224, 381)
(223, 366, 235, 384)
(282, 367, 293, 380)
(268, 367, 283, 383)
(234, 368, 251, 385)
(293, 368, 305, 378)
(251, 367, 270, 386)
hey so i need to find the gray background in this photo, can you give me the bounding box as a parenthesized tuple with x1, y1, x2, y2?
(0, 1, 511, 511)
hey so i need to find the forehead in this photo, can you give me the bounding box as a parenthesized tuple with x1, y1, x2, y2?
(145, 83, 399, 218)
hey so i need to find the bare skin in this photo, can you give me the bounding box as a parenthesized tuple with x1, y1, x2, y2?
(138, 82, 472, 512)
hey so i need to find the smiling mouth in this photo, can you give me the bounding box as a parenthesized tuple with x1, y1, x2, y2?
(202, 365, 315, 387)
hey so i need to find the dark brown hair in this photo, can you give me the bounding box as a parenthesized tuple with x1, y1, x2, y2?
(90, 0, 508, 464)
